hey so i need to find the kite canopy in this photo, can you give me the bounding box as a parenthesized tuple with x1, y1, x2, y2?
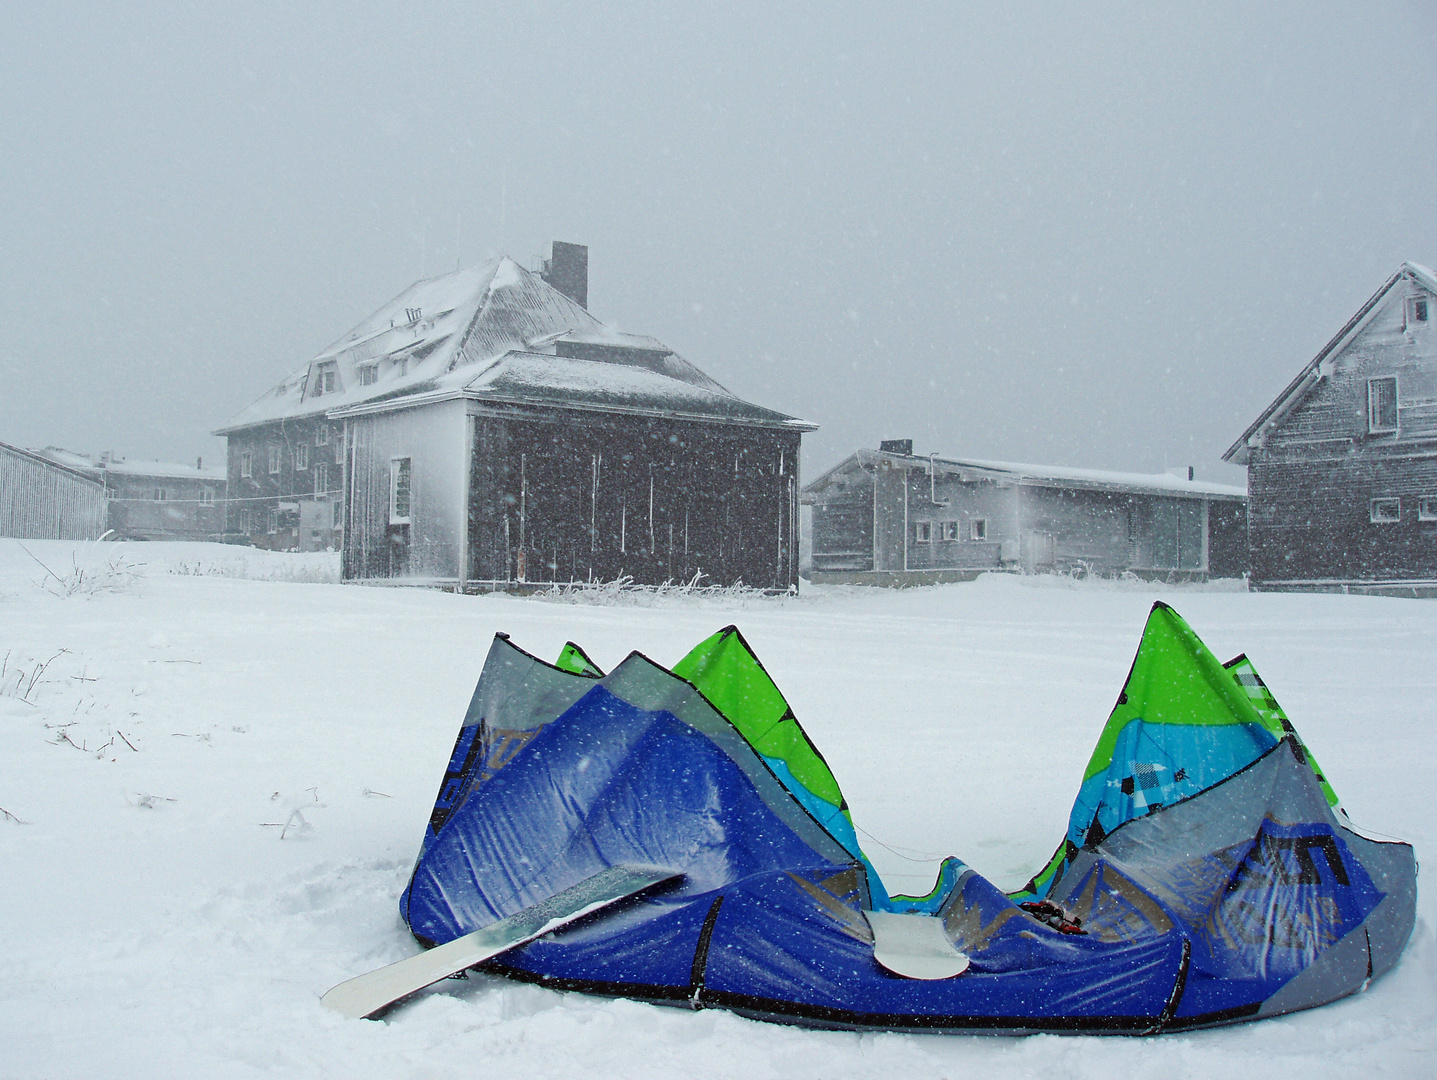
(400, 604, 1415, 1034)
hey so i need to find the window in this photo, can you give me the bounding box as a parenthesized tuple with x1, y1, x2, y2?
(153, 487, 168, 502)
(238, 507, 253, 533)
(940, 520, 959, 541)
(316, 425, 329, 446)
(199, 488, 215, 507)
(335, 431, 345, 464)
(1368, 377, 1398, 434)
(295, 443, 309, 471)
(313, 361, 338, 396)
(268, 445, 282, 474)
(971, 518, 988, 541)
(315, 461, 330, 495)
(359, 364, 378, 386)
(1419, 497, 1437, 522)
(1409, 296, 1430, 326)
(390, 457, 412, 523)
(1371, 498, 1400, 524)
(239, 450, 253, 478)
(914, 521, 932, 542)
(267, 507, 279, 534)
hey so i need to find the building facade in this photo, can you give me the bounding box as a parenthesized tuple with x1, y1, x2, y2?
(805, 441, 1247, 585)
(1224, 263, 1437, 593)
(218, 243, 812, 588)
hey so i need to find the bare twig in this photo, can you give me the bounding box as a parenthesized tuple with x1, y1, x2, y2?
(17, 542, 65, 586)
(116, 730, 137, 752)
(0, 805, 28, 824)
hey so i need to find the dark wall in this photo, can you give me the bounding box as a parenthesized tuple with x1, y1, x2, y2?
(1249, 446, 1437, 583)
(1207, 499, 1248, 579)
(469, 411, 801, 589)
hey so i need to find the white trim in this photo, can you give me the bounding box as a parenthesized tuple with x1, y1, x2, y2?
(1370, 497, 1400, 524)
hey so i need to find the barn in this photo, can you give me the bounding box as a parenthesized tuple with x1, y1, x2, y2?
(217, 243, 813, 589)
(1223, 262, 1437, 594)
(804, 441, 1247, 585)
(0, 439, 107, 540)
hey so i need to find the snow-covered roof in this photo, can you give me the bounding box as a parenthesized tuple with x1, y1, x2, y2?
(215, 256, 796, 433)
(329, 351, 814, 430)
(33, 447, 224, 482)
(807, 449, 1245, 500)
(1223, 262, 1437, 465)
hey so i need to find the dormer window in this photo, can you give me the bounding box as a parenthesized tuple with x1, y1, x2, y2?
(359, 364, 378, 386)
(1409, 296, 1430, 326)
(1368, 377, 1398, 434)
(314, 361, 339, 396)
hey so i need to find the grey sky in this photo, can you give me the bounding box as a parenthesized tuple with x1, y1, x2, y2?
(3, 2, 1436, 482)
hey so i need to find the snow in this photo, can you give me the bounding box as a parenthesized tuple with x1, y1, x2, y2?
(2, 539, 1433, 1079)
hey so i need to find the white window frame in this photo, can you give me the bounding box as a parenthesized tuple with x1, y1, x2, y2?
(199, 488, 214, 507)
(971, 518, 988, 541)
(153, 487, 168, 502)
(1370, 497, 1401, 524)
(239, 450, 253, 479)
(268, 445, 282, 474)
(940, 520, 959, 541)
(238, 507, 253, 533)
(1419, 496, 1437, 522)
(914, 521, 932, 543)
(295, 443, 309, 471)
(389, 457, 412, 524)
(1368, 376, 1398, 434)
(359, 364, 378, 386)
(315, 461, 329, 496)
(316, 425, 329, 446)
(1408, 295, 1430, 327)
(313, 361, 338, 396)
(267, 507, 279, 534)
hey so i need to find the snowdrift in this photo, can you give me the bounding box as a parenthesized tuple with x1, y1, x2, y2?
(398, 602, 1415, 1034)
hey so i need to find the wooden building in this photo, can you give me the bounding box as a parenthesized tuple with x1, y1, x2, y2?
(1223, 262, 1437, 594)
(31, 448, 226, 542)
(804, 440, 1247, 585)
(0, 440, 107, 540)
(217, 243, 813, 588)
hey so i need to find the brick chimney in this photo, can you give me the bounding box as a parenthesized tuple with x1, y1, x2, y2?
(541, 241, 588, 309)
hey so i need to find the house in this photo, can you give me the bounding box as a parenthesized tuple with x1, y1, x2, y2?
(0, 439, 107, 540)
(1223, 262, 1437, 594)
(216, 242, 814, 589)
(803, 440, 1247, 585)
(31, 448, 227, 542)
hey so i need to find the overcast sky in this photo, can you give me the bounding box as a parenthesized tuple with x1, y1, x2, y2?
(3, 2, 1436, 481)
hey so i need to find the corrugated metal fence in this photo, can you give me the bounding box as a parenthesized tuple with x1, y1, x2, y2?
(0, 441, 107, 540)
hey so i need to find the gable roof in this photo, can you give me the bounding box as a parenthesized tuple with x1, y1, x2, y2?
(805, 448, 1246, 501)
(1222, 263, 1437, 465)
(215, 256, 806, 434)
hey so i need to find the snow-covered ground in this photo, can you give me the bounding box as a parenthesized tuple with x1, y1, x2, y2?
(1, 540, 1433, 1079)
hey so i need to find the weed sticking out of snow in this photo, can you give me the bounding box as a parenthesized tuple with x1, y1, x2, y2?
(21, 543, 143, 597)
(169, 557, 340, 584)
(534, 571, 794, 609)
(0, 648, 64, 704)
(263, 788, 326, 839)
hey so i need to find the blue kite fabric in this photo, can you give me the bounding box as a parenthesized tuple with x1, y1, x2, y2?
(400, 609, 1416, 1034)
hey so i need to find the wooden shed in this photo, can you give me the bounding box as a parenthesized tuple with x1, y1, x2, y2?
(804, 441, 1247, 585)
(0, 440, 107, 540)
(1224, 262, 1437, 594)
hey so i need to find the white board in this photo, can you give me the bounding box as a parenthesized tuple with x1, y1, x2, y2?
(865, 910, 971, 980)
